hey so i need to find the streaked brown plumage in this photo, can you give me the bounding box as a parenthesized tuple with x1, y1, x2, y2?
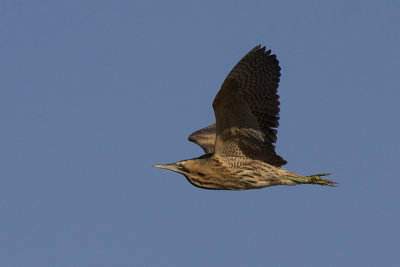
(154, 45, 336, 190)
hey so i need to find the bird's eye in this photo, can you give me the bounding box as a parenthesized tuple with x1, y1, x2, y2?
(178, 164, 189, 173)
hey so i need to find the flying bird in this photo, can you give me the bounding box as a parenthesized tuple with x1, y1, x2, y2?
(154, 45, 336, 190)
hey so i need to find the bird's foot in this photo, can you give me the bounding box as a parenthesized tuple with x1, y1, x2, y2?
(287, 173, 337, 186)
(304, 173, 337, 186)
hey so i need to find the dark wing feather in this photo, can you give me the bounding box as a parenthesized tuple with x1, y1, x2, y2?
(212, 45, 286, 166)
(188, 124, 216, 153)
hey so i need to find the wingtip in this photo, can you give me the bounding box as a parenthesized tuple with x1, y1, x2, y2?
(188, 134, 195, 142)
(253, 44, 277, 59)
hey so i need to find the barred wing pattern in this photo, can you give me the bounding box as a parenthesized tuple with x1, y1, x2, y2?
(212, 45, 286, 166)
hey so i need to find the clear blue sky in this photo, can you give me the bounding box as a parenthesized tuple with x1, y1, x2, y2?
(1, 0, 399, 266)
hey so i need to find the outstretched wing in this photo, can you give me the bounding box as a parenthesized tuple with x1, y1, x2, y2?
(188, 124, 216, 153)
(212, 45, 286, 166)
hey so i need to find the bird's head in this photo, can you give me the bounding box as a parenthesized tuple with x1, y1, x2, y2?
(153, 156, 222, 189)
(153, 161, 190, 176)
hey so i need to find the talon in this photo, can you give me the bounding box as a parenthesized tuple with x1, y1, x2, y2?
(315, 173, 330, 176)
(307, 174, 337, 186)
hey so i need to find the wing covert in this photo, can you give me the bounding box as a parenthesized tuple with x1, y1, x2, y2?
(188, 124, 216, 153)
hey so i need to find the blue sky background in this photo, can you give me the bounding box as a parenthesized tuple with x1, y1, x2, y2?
(1, 0, 399, 266)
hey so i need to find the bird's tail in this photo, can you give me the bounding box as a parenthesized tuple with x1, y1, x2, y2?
(287, 173, 337, 187)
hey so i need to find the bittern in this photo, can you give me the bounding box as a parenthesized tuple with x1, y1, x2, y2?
(154, 45, 336, 190)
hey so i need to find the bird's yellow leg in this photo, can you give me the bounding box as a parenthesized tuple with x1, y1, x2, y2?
(287, 173, 337, 186)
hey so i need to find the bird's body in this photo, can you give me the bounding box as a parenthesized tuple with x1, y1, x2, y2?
(156, 153, 332, 190)
(154, 45, 336, 190)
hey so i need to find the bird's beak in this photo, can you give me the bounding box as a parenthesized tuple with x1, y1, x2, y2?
(153, 163, 181, 172)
